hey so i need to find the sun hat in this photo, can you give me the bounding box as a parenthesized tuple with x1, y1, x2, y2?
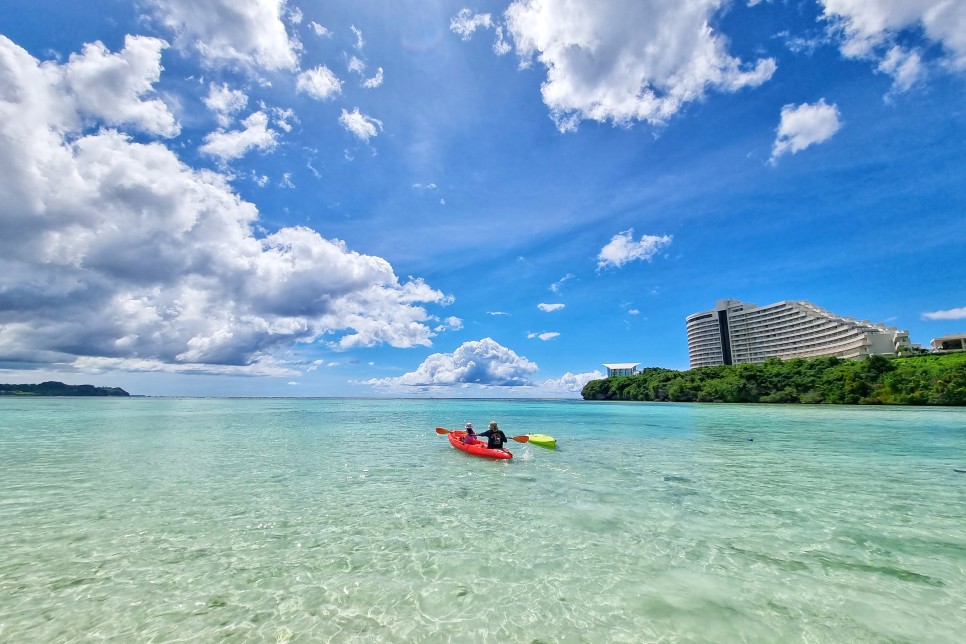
(465, 423, 473, 429)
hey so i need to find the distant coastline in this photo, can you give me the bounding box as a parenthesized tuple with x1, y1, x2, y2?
(0, 381, 130, 397)
(581, 353, 966, 406)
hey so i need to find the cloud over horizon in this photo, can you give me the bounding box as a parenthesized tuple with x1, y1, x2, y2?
(540, 370, 605, 394)
(365, 338, 539, 389)
(0, 36, 449, 375)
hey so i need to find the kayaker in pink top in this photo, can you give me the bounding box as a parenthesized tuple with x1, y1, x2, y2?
(462, 423, 480, 445)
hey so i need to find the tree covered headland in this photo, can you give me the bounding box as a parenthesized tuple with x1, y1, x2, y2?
(581, 353, 966, 406)
(0, 381, 130, 396)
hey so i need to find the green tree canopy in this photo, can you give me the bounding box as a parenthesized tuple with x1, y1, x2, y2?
(581, 353, 966, 406)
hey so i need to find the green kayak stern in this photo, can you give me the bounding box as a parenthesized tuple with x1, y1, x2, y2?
(526, 433, 556, 448)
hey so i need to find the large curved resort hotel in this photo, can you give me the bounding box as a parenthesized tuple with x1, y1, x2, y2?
(686, 299, 912, 369)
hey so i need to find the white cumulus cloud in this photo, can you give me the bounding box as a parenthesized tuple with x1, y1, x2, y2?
(271, 106, 297, 132)
(455, 0, 777, 131)
(528, 332, 560, 341)
(877, 46, 926, 92)
(451, 9, 496, 39)
(450, 9, 511, 55)
(821, 0, 966, 79)
(597, 230, 672, 269)
(366, 338, 539, 388)
(297, 65, 342, 100)
(538, 303, 565, 312)
(348, 56, 366, 75)
(38, 35, 180, 138)
(339, 108, 383, 142)
(309, 22, 331, 38)
(204, 82, 248, 127)
(540, 370, 605, 394)
(147, 0, 300, 71)
(199, 111, 278, 161)
(921, 306, 966, 321)
(434, 316, 464, 332)
(362, 67, 384, 89)
(0, 36, 449, 375)
(770, 99, 842, 162)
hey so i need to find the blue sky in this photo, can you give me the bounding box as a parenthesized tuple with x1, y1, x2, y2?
(1, 0, 964, 397)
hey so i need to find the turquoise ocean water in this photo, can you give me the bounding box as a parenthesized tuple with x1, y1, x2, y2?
(1, 398, 964, 643)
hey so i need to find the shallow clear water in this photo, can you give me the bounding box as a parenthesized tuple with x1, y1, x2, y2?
(1, 398, 964, 642)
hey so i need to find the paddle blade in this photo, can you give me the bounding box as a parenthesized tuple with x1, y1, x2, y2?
(435, 427, 450, 434)
(511, 435, 529, 443)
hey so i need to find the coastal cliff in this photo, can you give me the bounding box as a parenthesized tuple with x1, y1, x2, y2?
(581, 353, 966, 405)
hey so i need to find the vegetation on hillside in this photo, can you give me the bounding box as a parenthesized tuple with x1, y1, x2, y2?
(0, 381, 130, 396)
(581, 353, 966, 406)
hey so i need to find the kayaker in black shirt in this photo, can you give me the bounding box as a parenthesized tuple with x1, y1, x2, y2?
(479, 420, 508, 451)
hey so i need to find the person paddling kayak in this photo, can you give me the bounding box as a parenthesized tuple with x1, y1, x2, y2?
(479, 420, 508, 452)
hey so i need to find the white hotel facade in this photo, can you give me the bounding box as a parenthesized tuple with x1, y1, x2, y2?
(686, 299, 911, 369)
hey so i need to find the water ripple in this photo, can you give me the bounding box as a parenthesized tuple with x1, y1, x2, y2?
(1, 398, 964, 642)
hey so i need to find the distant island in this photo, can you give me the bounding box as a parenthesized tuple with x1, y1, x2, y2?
(581, 353, 966, 406)
(0, 381, 130, 397)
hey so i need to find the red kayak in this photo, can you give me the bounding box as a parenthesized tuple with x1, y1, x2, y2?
(448, 430, 512, 460)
